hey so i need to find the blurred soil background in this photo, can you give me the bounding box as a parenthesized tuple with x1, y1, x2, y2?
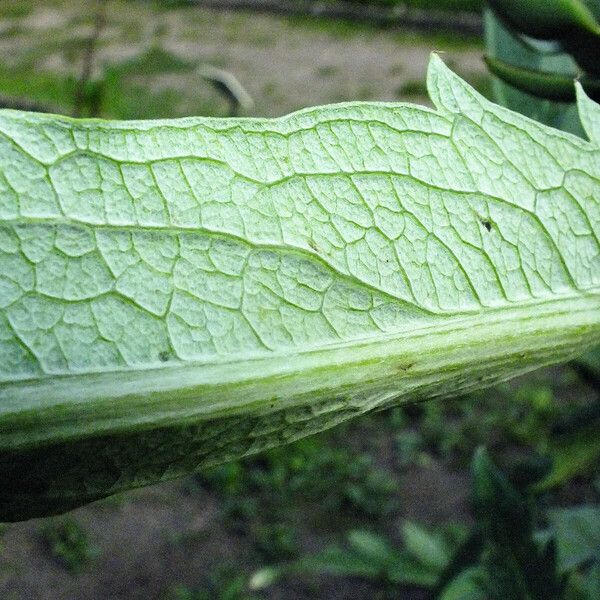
(0, 0, 488, 119)
(0, 1, 598, 599)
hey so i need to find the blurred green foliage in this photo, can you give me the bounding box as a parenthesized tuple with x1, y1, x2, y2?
(194, 431, 400, 538)
(0, 48, 227, 120)
(484, 1, 600, 131)
(40, 518, 98, 575)
(156, 0, 484, 13)
(334, 0, 484, 11)
(251, 449, 600, 599)
(165, 565, 261, 600)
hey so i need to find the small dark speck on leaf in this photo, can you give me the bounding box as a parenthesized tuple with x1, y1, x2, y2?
(481, 220, 492, 232)
(159, 351, 170, 362)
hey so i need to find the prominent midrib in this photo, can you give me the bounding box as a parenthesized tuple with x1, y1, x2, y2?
(1, 292, 599, 451)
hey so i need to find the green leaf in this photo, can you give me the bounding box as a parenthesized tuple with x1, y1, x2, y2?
(548, 506, 600, 572)
(584, 563, 600, 600)
(250, 543, 384, 586)
(386, 552, 440, 588)
(484, 8, 585, 134)
(401, 521, 452, 572)
(1, 55, 600, 520)
(439, 567, 488, 600)
(347, 530, 396, 565)
(577, 82, 600, 143)
(284, 545, 384, 580)
(249, 530, 439, 591)
(471, 448, 532, 543)
(488, 0, 600, 40)
(471, 449, 565, 600)
(536, 416, 600, 490)
(484, 56, 600, 102)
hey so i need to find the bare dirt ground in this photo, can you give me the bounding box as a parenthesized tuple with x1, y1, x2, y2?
(0, 444, 470, 600)
(0, 0, 487, 117)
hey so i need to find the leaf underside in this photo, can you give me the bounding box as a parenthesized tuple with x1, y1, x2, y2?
(0, 55, 599, 520)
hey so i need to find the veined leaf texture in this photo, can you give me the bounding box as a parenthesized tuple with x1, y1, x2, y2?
(0, 56, 598, 520)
